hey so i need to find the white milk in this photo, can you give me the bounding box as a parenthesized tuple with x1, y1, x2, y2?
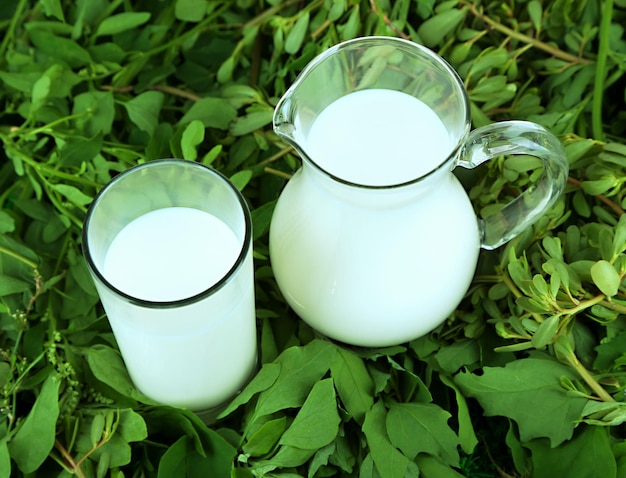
(304, 89, 451, 185)
(104, 207, 240, 301)
(98, 207, 257, 410)
(270, 89, 480, 346)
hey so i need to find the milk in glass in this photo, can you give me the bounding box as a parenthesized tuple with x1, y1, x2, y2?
(104, 207, 239, 301)
(270, 89, 481, 346)
(101, 206, 256, 410)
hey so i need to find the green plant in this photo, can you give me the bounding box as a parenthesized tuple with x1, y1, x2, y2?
(1, 0, 626, 476)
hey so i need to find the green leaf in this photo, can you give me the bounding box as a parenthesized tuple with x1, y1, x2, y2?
(157, 436, 187, 478)
(252, 445, 315, 474)
(123, 91, 164, 135)
(599, 151, 626, 168)
(362, 401, 410, 478)
(330, 346, 375, 424)
(250, 200, 276, 241)
(0, 211, 15, 234)
(582, 178, 616, 195)
(386, 402, 459, 465)
(285, 12, 310, 54)
(229, 170, 253, 191)
(179, 97, 237, 129)
(95, 12, 151, 36)
(308, 442, 335, 477)
(175, 0, 209, 22)
(52, 184, 92, 207)
(0, 362, 10, 389)
(218, 363, 281, 418)
(594, 330, 626, 371)
(28, 29, 92, 68)
(8, 373, 60, 473)
(253, 340, 336, 420)
(72, 90, 116, 136)
(90, 413, 106, 447)
(30, 75, 51, 113)
(60, 133, 104, 167)
(526, 426, 616, 478)
(180, 120, 205, 161)
(468, 48, 509, 77)
(454, 356, 588, 446)
(531, 314, 561, 348)
(439, 374, 478, 455)
(0, 439, 9, 478)
(279, 378, 340, 449)
(434, 339, 480, 373)
(613, 213, 626, 256)
(76, 409, 148, 468)
(590, 260, 620, 297)
(201, 144, 222, 166)
(527, 1, 543, 31)
(230, 109, 274, 136)
(565, 138, 597, 165)
(217, 56, 236, 84)
(0, 274, 32, 296)
(84, 345, 142, 400)
(40, 0, 65, 21)
(417, 8, 467, 47)
(337, 5, 360, 40)
(243, 416, 288, 457)
(0, 71, 42, 94)
(415, 455, 466, 478)
(572, 190, 591, 217)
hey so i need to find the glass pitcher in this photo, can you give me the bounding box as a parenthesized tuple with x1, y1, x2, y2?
(269, 36, 568, 347)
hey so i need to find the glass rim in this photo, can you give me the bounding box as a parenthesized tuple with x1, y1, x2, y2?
(274, 35, 472, 190)
(82, 159, 253, 309)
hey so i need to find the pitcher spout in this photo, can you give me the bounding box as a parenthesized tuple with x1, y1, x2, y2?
(272, 94, 297, 145)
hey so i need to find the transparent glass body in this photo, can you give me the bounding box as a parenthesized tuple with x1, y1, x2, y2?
(270, 36, 568, 347)
(83, 160, 256, 411)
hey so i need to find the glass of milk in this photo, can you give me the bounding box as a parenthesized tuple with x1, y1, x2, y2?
(270, 36, 569, 347)
(82, 159, 256, 414)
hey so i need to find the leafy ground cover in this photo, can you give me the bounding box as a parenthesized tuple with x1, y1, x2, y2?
(1, 0, 626, 476)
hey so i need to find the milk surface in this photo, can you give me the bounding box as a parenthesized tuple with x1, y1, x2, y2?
(304, 89, 450, 186)
(104, 207, 240, 301)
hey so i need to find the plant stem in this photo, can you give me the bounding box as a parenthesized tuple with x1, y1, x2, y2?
(592, 0, 614, 141)
(0, 0, 29, 59)
(501, 269, 545, 323)
(149, 84, 201, 102)
(567, 176, 624, 216)
(145, 2, 235, 58)
(369, 0, 410, 40)
(563, 351, 616, 402)
(2, 140, 101, 188)
(265, 167, 292, 180)
(243, 0, 303, 30)
(259, 147, 294, 166)
(463, 1, 593, 65)
(559, 294, 604, 315)
(600, 299, 626, 315)
(11, 111, 91, 140)
(0, 245, 38, 269)
(54, 439, 87, 478)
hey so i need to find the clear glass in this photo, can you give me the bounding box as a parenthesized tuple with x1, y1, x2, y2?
(269, 36, 568, 347)
(82, 159, 256, 411)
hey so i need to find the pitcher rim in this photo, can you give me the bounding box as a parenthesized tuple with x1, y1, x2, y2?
(273, 35, 471, 190)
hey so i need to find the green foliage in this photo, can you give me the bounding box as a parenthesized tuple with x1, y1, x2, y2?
(1, 0, 626, 477)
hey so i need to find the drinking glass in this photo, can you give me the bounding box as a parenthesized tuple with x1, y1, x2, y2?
(82, 159, 257, 412)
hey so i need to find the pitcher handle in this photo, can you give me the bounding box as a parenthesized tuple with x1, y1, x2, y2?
(458, 120, 569, 250)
